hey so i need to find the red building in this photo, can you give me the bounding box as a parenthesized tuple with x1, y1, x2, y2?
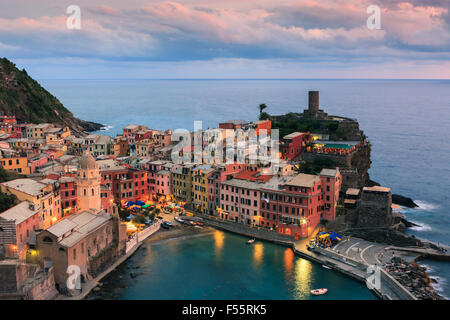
(58, 175, 78, 216)
(99, 159, 148, 204)
(100, 185, 113, 213)
(259, 168, 341, 240)
(280, 132, 312, 160)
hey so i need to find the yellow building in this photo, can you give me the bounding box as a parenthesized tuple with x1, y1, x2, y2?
(26, 123, 54, 139)
(136, 139, 156, 158)
(172, 164, 195, 203)
(0, 178, 62, 229)
(191, 165, 214, 214)
(0, 156, 30, 175)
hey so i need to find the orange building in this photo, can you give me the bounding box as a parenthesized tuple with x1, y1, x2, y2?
(0, 156, 30, 174)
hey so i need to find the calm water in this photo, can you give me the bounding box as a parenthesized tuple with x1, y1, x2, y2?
(90, 231, 376, 300)
(41, 79, 450, 298)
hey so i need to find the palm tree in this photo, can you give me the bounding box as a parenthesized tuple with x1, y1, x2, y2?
(259, 104, 267, 116)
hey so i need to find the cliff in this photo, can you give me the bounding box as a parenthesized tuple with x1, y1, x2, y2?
(0, 58, 102, 133)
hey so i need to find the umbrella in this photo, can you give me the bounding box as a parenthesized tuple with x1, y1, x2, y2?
(136, 200, 145, 206)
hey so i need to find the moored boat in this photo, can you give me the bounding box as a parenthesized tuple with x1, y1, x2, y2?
(310, 288, 328, 295)
(174, 217, 184, 223)
(247, 239, 255, 244)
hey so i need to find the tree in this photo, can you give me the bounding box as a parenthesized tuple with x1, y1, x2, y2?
(132, 215, 147, 225)
(259, 104, 267, 116)
(0, 167, 9, 182)
(259, 112, 270, 120)
(0, 192, 18, 212)
(115, 200, 130, 220)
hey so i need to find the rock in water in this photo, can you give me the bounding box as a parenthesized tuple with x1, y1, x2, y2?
(392, 194, 418, 208)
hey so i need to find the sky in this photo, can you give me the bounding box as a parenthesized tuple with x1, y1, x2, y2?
(0, 0, 449, 79)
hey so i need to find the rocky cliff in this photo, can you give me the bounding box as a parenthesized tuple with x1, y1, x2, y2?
(0, 58, 102, 133)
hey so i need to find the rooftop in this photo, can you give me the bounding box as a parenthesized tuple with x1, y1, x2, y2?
(46, 211, 111, 248)
(285, 173, 320, 188)
(320, 168, 339, 177)
(283, 132, 306, 140)
(1, 178, 47, 196)
(346, 188, 361, 196)
(0, 201, 39, 225)
(363, 186, 391, 193)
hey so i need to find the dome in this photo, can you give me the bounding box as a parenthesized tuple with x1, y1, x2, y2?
(79, 152, 98, 170)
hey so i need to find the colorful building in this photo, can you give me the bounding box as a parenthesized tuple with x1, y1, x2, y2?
(172, 163, 195, 203)
(280, 132, 312, 160)
(319, 168, 342, 221)
(98, 159, 148, 203)
(207, 163, 245, 215)
(0, 178, 62, 229)
(0, 156, 30, 174)
(220, 178, 263, 225)
(0, 201, 40, 259)
(192, 165, 214, 214)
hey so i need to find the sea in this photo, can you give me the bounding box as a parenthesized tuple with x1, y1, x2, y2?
(40, 79, 450, 299)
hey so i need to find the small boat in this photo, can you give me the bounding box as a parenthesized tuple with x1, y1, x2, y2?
(322, 265, 332, 270)
(174, 217, 184, 223)
(311, 288, 328, 295)
(247, 239, 255, 244)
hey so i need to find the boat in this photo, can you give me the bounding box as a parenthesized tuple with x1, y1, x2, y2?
(247, 239, 255, 244)
(161, 221, 173, 229)
(310, 288, 328, 295)
(322, 265, 331, 270)
(174, 217, 184, 223)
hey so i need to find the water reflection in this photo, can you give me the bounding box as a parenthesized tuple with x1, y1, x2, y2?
(284, 248, 294, 278)
(214, 231, 225, 257)
(253, 243, 264, 267)
(293, 258, 313, 299)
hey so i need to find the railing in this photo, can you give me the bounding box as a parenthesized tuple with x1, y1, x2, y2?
(125, 221, 161, 254)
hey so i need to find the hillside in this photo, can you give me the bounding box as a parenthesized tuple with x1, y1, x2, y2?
(0, 57, 102, 133)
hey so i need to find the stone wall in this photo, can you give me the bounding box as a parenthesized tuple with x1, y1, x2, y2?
(357, 190, 393, 227)
(22, 267, 58, 300)
(202, 217, 294, 243)
(336, 121, 362, 141)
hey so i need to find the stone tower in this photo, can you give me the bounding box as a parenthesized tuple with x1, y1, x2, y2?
(308, 91, 319, 113)
(302, 91, 328, 120)
(77, 151, 102, 213)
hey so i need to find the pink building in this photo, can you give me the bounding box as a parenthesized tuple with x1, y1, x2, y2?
(319, 168, 341, 221)
(219, 178, 262, 225)
(0, 201, 40, 259)
(219, 168, 341, 240)
(147, 161, 172, 197)
(29, 153, 49, 174)
(207, 163, 245, 215)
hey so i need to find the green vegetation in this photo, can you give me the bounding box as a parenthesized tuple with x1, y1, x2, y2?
(0, 57, 101, 132)
(272, 114, 322, 137)
(299, 158, 338, 175)
(259, 111, 270, 120)
(132, 215, 147, 225)
(0, 192, 18, 212)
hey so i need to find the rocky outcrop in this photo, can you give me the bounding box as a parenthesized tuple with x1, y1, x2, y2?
(345, 228, 423, 247)
(385, 257, 444, 300)
(392, 194, 418, 208)
(0, 57, 103, 133)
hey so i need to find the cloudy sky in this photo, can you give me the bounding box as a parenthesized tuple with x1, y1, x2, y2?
(1, 0, 449, 79)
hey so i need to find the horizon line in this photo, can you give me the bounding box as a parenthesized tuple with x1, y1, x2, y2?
(36, 78, 450, 81)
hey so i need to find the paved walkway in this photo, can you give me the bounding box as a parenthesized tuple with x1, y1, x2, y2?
(293, 233, 418, 300)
